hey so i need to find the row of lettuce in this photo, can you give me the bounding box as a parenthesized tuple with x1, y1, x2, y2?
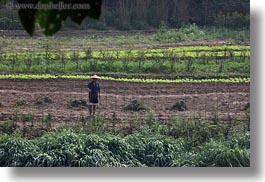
(1, 45, 250, 60)
(0, 74, 250, 83)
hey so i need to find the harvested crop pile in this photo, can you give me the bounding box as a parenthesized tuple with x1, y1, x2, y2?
(68, 99, 87, 108)
(35, 97, 53, 105)
(124, 100, 148, 111)
(171, 100, 188, 111)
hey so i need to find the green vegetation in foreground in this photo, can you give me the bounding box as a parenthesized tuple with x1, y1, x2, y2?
(0, 74, 250, 83)
(0, 118, 250, 167)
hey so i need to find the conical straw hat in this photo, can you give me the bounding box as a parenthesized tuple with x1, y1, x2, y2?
(91, 75, 101, 79)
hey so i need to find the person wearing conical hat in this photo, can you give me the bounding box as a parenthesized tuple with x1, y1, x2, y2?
(88, 75, 101, 117)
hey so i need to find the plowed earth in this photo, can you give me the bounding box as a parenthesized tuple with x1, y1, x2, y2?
(0, 79, 250, 128)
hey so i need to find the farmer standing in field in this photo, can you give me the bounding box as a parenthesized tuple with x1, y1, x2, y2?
(88, 75, 101, 117)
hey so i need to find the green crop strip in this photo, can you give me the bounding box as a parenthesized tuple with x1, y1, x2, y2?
(89, 45, 250, 59)
(1, 45, 250, 60)
(0, 74, 250, 83)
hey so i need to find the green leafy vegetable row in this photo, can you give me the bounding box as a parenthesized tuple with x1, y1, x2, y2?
(0, 74, 250, 83)
(90, 45, 250, 59)
(1, 45, 250, 60)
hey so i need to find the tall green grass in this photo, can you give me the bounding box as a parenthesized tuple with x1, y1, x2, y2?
(154, 24, 249, 43)
(0, 116, 250, 167)
(0, 128, 250, 167)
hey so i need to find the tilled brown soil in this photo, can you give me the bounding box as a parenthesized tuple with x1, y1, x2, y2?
(0, 79, 250, 128)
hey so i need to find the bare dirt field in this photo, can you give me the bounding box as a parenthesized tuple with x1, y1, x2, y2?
(0, 79, 250, 128)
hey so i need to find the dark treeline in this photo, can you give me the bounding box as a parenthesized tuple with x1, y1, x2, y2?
(0, 0, 250, 31)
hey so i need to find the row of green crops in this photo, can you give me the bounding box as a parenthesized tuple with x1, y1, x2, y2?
(0, 128, 250, 167)
(91, 45, 250, 60)
(89, 45, 250, 60)
(0, 57, 250, 77)
(0, 74, 250, 83)
(0, 58, 250, 77)
(1, 45, 250, 61)
(0, 45, 250, 77)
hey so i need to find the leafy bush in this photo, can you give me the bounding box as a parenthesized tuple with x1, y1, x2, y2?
(206, 28, 250, 42)
(195, 140, 250, 167)
(154, 24, 207, 42)
(167, 118, 214, 147)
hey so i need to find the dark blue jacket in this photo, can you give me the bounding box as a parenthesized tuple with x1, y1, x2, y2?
(88, 82, 100, 99)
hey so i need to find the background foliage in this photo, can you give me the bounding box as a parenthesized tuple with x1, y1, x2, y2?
(0, 0, 250, 31)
